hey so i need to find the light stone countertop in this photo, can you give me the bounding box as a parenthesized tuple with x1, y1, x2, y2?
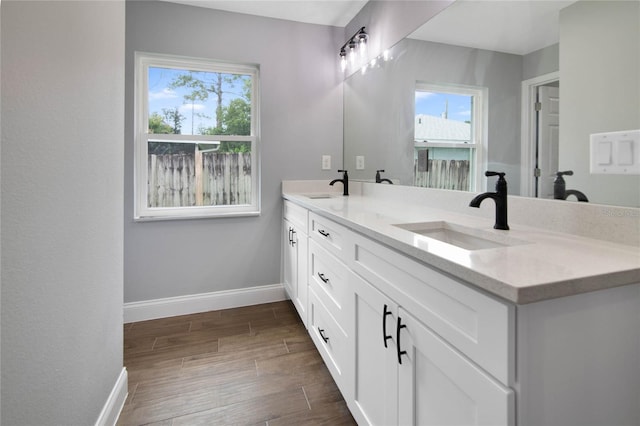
(283, 181, 640, 305)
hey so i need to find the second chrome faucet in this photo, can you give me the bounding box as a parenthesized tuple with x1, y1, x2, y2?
(469, 171, 509, 230)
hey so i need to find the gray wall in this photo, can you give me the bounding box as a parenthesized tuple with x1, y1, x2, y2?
(124, 1, 343, 303)
(559, 0, 640, 207)
(523, 43, 559, 81)
(1, 1, 125, 424)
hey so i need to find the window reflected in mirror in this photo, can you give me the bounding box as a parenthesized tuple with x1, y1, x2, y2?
(414, 84, 485, 192)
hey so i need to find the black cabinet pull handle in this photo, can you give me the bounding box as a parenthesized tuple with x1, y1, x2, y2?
(318, 328, 329, 343)
(396, 317, 407, 364)
(318, 229, 330, 237)
(291, 229, 296, 246)
(317, 273, 329, 283)
(288, 227, 293, 244)
(382, 304, 393, 348)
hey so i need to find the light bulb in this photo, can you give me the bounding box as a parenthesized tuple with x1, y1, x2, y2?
(339, 49, 347, 72)
(349, 42, 357, 67)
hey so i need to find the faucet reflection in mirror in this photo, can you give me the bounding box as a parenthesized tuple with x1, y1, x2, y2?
(553, 171, 588, 202)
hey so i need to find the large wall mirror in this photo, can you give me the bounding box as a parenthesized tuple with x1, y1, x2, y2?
(344, 0, 639, 207)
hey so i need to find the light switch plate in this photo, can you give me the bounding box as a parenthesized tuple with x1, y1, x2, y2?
(321, 155, 331, 170)
(356, 155, 365, 170)
(590, 129, 640, 175)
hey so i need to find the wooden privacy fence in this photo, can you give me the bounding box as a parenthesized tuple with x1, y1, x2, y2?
(414, 159, 470, 191)
(148, 152, 251, 207)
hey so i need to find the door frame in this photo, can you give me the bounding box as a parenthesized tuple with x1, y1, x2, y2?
(520, 71, 560, 197)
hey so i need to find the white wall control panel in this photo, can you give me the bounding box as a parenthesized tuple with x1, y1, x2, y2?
(355, 155, 365, 170)
(590, 129, 640, 174)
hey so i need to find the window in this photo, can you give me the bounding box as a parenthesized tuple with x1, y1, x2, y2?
(414, 83, 486, 192)
(135, 52, 260, 220)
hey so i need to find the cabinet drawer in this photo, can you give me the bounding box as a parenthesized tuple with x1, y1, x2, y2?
(284, 200, 308, 232)
(309, 239, 349, 325)
(309, 287, 349, 393)
(352, 233, 514, 385)
(309, 212, 349, 258)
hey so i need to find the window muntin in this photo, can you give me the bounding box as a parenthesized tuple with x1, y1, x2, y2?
(414, 84, 486, 192)
(135, 53, 260, 220)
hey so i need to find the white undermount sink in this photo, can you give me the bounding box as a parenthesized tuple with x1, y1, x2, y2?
(394, 221, 528, 251)
(303, 193, 339, 199)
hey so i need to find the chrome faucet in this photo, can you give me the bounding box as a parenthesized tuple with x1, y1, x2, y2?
(553, 171, 589, 202)
(469, 171, 509, 230)
(330, 169, 349, 196)
(375, 170, 393, 184)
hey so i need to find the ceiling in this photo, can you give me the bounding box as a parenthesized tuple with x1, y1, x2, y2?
(409, 0, 577, 55)
(160, 0, 367, 27)
(162, 0, 577, 55)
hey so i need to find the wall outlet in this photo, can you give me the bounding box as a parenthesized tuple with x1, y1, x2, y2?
(322, 155, 331, 170)
(356, 155, 365, 170)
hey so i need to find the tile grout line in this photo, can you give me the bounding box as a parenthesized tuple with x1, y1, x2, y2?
(301, 385, 312, 410)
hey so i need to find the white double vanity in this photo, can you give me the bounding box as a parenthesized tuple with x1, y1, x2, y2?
(282, 180, 639, 426)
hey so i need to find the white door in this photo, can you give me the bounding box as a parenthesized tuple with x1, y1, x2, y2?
(536, 85, 560, 198)
(282, 219, 296, 301)
(350, 272, 399, 426)
(397, 307, 514, 426)
(292, 226, 308, 326)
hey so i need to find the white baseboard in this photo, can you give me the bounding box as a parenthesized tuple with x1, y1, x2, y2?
(95, 367, 128, 426)
(123, 283, 287, 323)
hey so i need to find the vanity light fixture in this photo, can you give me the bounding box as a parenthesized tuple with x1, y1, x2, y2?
(339, 26, 368, 71)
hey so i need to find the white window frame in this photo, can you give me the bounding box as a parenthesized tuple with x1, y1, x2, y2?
(134, 52, 260, 220)
(414, 82, 488, 192)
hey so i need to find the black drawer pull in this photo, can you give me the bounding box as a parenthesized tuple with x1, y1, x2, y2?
(396, 317, 407, 364)
(318, 328, 329, 343)
(291, 229, 296, 246)
(318, 229, 330, 237)
(317, 273, 329, 283)
(382, 304, 393, 348)
(288, 227, 293, 244)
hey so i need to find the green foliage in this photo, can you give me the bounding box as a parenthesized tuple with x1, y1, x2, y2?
(161, 107, 185, 134)
(148, 113, 174, 134)
(223, 99, 251, 136)
(218, 141, 251, 153)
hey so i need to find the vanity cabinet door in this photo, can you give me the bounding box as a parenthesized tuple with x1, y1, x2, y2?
(283, 219, 296, 300)
(350, 272, 398, 426)
(283, 218, 308, 326)
(397, 307, 514, 426)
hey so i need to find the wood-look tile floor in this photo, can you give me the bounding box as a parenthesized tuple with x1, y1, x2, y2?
(118, 300, 357, 426)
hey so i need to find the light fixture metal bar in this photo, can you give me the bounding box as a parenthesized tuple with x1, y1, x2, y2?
(340, 26, 367, 52)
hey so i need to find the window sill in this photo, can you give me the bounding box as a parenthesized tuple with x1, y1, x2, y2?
(134, 210, 260, 222)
